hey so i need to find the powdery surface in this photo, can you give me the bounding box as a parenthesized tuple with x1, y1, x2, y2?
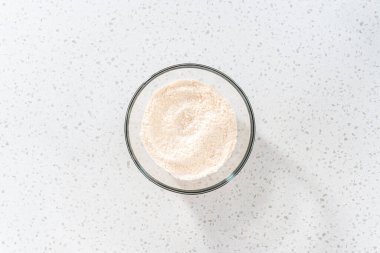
(140, 80, 237, 180)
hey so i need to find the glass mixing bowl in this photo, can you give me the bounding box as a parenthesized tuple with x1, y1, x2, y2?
(124, 63, 255, 194)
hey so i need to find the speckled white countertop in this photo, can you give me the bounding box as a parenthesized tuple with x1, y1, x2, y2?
(1, 1, 380, 252)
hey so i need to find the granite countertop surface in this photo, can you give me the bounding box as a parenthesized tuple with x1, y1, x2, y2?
(1, 1, 379, 252)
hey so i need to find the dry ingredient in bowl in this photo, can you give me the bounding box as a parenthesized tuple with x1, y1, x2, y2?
(140, 80, 237, 180)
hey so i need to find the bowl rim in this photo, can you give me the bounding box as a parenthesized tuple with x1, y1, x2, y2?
(124, 63, 256, 195)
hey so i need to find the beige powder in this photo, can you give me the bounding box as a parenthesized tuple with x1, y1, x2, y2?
(140, 80, 237, 180)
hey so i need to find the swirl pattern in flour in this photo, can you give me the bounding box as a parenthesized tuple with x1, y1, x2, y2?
(140, 80, 237, 180)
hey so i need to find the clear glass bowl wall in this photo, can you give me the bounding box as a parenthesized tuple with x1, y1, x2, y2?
(125, 64, 255, 194)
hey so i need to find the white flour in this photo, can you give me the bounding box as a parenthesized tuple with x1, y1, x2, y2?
(140, 80, 237, 180)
